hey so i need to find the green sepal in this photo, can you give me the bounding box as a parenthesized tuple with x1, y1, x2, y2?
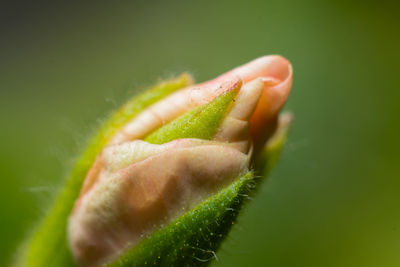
(144, 84, 240, 144)
(15, 74, 193, 267)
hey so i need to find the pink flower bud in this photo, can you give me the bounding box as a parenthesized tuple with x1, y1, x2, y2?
(68, 56, 292, 266)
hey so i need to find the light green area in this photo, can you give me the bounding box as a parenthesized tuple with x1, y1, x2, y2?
(15, 74, 192, 267)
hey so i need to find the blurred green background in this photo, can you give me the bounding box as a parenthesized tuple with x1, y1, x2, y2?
(1, 1, 399, 266)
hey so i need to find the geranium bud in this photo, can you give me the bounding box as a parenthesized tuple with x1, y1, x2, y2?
(68, 55, 293, 266)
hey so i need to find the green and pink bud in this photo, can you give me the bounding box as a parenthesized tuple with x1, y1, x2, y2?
(65, 55, 293, 266)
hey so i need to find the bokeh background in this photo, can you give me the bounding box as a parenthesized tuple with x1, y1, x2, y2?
(1, 1, 399, 266)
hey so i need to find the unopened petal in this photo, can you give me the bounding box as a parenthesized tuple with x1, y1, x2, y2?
(109, 78, 241, 145)
(213, 78, 264, 152)
(110, 56, 292, 147)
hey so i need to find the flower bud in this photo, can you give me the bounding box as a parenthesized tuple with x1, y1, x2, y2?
(68, 55, 292, 266)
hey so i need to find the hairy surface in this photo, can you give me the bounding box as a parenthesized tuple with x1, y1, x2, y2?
(68, 55, 293, 266)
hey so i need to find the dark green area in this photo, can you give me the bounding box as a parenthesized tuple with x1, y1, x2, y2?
(1, 1, 399, 266)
